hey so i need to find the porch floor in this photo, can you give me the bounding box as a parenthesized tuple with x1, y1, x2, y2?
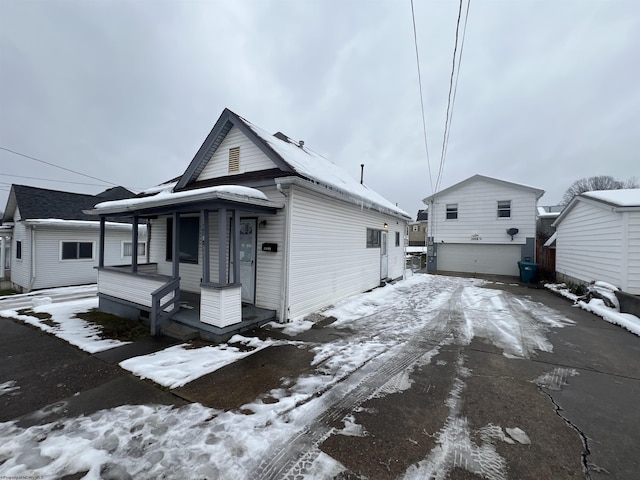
(167, 290, 277, 343)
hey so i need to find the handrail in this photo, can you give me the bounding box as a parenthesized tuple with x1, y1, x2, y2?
(150, 277, 181, 335)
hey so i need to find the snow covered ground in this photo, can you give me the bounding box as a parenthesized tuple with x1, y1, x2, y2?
(0, 274, 606, 479)
(545, 282, 640, 337)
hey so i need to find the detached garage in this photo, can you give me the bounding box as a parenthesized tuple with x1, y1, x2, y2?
(423, 175, 544, 277)
(553, 189, 640, 294)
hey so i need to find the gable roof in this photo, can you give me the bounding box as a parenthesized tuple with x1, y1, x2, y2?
(175, 108, 410, 219)
(2, 184, 135, 223)
(553, 188, 640, 226)
(422, 174, 545, 203)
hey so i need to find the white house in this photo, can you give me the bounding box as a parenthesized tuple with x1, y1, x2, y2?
(2, 185, 145, 292)
(552, 189, 640, 294)
(87, 108, 410, 341)
(422, 175, 544, 276)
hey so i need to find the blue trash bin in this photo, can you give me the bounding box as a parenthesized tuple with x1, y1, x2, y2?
(518, 261, 538, 283)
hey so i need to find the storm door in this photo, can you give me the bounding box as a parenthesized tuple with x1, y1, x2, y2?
(239, 219, 257, 303)
(380, 230, 388, 280)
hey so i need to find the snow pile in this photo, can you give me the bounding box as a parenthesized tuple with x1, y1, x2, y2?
(545, 282, 640, 337)
(120, 335, 283, 389)
(0, 298, 128, 353)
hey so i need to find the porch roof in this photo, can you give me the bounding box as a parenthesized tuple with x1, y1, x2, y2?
(84, 185, 284, 217)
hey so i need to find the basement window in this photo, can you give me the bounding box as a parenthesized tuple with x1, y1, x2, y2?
(61, 241, 94, 260)
(228, 146, 240, 173)
(497, 200, 511, 218)
(446, 204, 458, 220)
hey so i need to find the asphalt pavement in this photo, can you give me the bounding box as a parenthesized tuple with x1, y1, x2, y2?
(1, 279, 638, 479)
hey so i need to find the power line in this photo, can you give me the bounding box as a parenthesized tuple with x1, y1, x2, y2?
(441, 0, 471, 177)
(0, 173, 110, 187)
(0, 146, 118, 187)
(410, 0, 434, 196)
(434, 0, 468, 195)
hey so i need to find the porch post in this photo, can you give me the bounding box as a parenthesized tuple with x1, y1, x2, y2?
(201, 209, 210, 283)
(218, 208, 227, 283)
(132, 215, 139, 273)
(99, 217, 105, 268)
(172, 212, 180, 279)
(231, 209, 240, 283)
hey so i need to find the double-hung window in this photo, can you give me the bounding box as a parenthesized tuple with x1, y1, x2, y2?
(446, 204, 458, 220)
(497, 200, 511, 218)
(61, 241, 93, 260)
(123, 241, 146, 258)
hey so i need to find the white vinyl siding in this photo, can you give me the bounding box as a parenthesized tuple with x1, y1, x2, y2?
(431, 179, 538, 244)
(9, 222, 144, 291)
(197, 126, 276, 181)
(286, 185, 406, 321)
(556, 200, 640, 294)
(10, 209, 30, 290)
(98, 269, 172, 308)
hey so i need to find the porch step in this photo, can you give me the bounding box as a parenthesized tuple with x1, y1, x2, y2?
(160, 321, 200, 341)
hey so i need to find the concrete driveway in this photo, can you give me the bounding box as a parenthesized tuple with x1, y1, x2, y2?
(0, 274, 638, 479)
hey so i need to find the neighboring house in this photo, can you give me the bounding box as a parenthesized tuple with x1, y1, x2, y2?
(0, 224, 11, 289)
(552, 189, 640, 294)
(1, 185, 143, 292)
(423, 175, 544, 276)
(408, 209, 428, 246)
(87, 108, 410, 340)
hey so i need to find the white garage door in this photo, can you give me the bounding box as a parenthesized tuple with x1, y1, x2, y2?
(437, 243, 521, 276)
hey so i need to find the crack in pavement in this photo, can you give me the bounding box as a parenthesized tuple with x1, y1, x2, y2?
(539, 387, 592, 480)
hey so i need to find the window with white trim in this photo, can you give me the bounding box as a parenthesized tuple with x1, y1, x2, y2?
(61, 241, 93, 260)
(16, 240, 22, 260)
(497, 200, 511, 218)
(366, 228, 381, 248)
(122, 241, 146, 258)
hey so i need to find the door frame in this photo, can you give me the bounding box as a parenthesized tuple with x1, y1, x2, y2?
(380, 230, 388, 280)
(237, 217, 257, 304)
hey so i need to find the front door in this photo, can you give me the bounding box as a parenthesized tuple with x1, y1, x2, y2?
(239, 219, 257, 303)
(380, 230, 388, 280)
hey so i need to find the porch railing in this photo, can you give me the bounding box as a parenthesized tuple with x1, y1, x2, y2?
(150, 277, 181, 335)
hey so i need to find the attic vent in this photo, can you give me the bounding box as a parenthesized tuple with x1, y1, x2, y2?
(228, 146, 240, 173)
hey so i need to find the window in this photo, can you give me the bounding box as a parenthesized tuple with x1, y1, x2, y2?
(61, 242, 93, 260)
(497, 200, 511, 218)
(166, 217, 199, 264)
(366, 228, 381, 248)
(16, 240, 22, 260)
(122, 241, 146, 257)
(395, 231, 400, 247)
(228, 146, 240, 173)
(446, 204, 458, 220)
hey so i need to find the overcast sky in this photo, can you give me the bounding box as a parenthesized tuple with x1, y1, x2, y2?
(1, 0, 638, 218)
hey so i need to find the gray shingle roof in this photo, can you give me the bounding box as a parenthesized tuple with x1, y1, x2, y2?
(10, 185, 134, 221)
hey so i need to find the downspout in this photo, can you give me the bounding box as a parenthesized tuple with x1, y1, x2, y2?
(29, 225, 36, 291)
(277, 182, 291, 323)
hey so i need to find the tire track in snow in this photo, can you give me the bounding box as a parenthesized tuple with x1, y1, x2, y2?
(254, 287, 464, 480)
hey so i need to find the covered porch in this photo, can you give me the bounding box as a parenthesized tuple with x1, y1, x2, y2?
(89, 186, 284, 340)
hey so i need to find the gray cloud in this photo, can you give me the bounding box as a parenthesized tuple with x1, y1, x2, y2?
(1, 0, 638, 218)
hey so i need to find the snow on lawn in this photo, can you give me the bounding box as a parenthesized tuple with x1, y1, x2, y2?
(0, 274, 580, 479)
(0, 297, 128, 353)
(120, 335, 288, 389)
(546, 283, 640, 337)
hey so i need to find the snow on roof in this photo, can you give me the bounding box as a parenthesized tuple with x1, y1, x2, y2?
(537, 207, 561, 218)
(91, 185, 276, 214)
(242, 119, 410, 219)
(582, 189, 640, 207)
(22, 219, 146, 231)
(423, 174, 545, 203)
(138, 181, 178, 196)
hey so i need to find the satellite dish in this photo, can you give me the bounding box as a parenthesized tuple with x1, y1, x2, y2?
(506, 228, 519, 241)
